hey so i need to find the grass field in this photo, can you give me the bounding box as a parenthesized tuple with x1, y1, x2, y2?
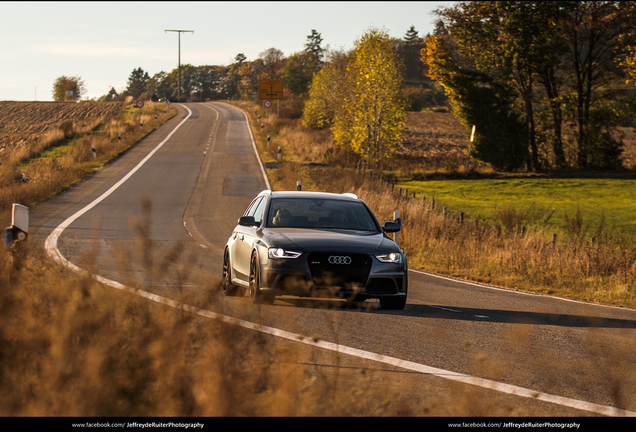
(399, 178, 636, 237)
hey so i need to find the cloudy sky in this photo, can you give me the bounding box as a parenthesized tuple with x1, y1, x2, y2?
(0, 1, 451, 101)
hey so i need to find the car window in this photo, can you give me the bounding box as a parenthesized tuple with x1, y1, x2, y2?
(244, 197, 262, 217)
(252, 196, 266, 224)
(267, 198, 379, 232)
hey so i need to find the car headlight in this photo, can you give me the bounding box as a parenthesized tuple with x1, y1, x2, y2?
(375, 252, 402, 263)
(268, 248, 302, 259)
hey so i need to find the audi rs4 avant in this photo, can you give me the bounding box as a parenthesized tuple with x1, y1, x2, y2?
(222, 190, 408, 310)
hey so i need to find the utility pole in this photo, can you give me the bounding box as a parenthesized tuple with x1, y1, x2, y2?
(165, 29, 194, 99)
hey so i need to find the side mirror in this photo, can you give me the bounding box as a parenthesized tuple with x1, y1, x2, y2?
(238, 216, 257, 227)
(383, 221, 401, 233)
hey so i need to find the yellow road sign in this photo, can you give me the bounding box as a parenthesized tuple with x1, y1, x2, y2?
(259, 80, 283, 99)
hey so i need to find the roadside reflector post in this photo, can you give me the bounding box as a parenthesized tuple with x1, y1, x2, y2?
(278, 146, 282, 164)
(5, 203, 28, 250)
(393, 210, 400, 245)
(466, 125, 476, 169)
(297, 180, 302, 191)
(136, 99, 144, 129)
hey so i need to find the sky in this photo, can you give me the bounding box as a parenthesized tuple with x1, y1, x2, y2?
(0, 1, 452, 102)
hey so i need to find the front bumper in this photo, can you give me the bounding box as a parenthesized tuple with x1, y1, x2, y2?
(260, 251, 406, 299)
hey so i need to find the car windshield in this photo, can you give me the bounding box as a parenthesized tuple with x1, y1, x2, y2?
(267, 198, 379, 232)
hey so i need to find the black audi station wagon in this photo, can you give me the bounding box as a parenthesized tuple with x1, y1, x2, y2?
(222, 190, 408, 310)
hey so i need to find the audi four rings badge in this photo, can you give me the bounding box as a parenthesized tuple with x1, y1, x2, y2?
(329, 255, 352, 265)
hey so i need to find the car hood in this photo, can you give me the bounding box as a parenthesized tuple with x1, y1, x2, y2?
(262, 228, 398, 253)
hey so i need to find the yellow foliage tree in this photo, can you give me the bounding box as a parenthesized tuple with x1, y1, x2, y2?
(621, 31, 636, 84)
(333, 28, 406, 164)
(302, 50, 351, 129)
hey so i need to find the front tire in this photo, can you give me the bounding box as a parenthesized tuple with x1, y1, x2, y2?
(249, 252, 274, 304)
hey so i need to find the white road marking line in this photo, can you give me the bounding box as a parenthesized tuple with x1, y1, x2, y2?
(410, 268, 636, 312)
(45, 105, 193, 266)
(43, 103, 635, 417)
(428, 305, 489, 319)
(428, 305, 462, 313)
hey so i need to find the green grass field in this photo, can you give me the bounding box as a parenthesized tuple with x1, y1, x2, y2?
(399, 178, 636, 237)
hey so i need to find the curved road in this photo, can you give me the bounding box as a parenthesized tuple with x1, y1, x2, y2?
(31, 102, 636, 416)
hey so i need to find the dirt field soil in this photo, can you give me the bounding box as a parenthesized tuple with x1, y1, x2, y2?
(0, 101, 123, 159)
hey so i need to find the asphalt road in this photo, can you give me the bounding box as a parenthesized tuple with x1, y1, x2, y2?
(31, 102, 636, 417)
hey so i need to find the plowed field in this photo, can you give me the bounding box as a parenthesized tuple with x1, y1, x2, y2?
(398, 111, 636, 170)
(0, 101, 122, 158)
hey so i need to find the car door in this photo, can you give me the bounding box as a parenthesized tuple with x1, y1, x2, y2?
(232, 196, 264, 282)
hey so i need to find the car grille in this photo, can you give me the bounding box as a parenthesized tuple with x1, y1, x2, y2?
(307, 252, 372, 288)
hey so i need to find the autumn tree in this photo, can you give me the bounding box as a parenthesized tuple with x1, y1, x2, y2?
(304, 29, 325, 72)
(126, 67, 150, 99)
(52, 75, 86, 101)
(561, 1, 636, 169)
(282, 30, 326, 98)
(146, 71, 173, 99)
(221, 53, 249, 100)
(399, 25, 426, 83)
(282, 51, 315, 98)
(423, 35, 528, 171)
(434, 1, 572, 170)
(303, 50, 352, 129)
(236, 59, 263, 100)
(259, 47, 285, 79)
(430, 1, 636, 171)
(622, 35, 636, 84)
(333, 28, 407, 164)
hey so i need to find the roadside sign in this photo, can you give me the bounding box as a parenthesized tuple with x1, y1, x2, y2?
(263, 100, 272, 109)
(252, 90, 258, 99)
(136, 99, 144, 108)
(259, 80, 283, 100)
